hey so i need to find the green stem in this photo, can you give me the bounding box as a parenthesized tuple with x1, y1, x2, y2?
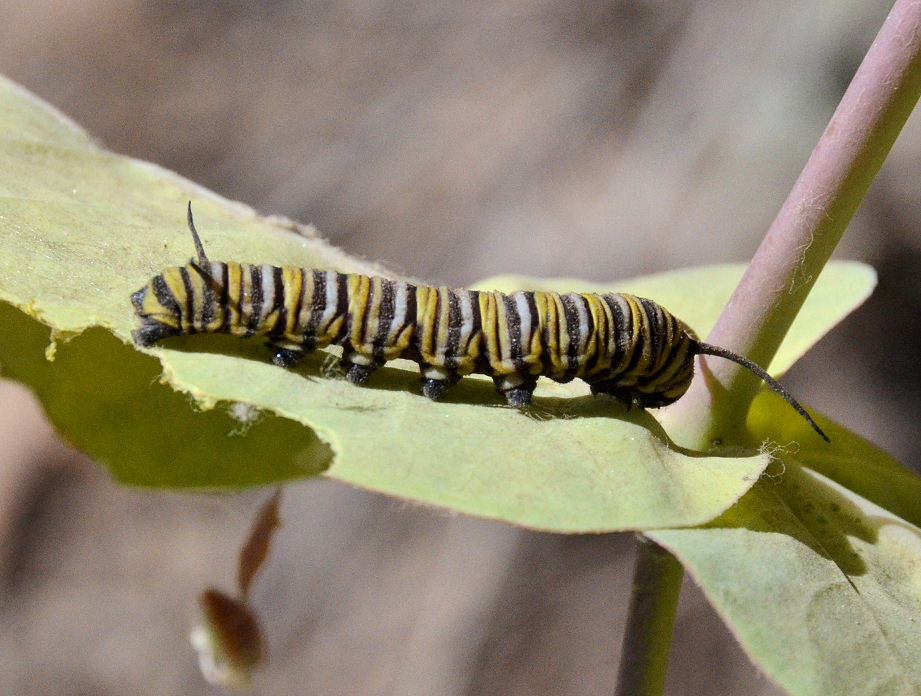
(614, 536, 683, 696)
(663, 0, 921, 448)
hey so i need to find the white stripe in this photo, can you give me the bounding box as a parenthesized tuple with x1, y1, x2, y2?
(515, 292, 532, 353)
(457, 291, 474, 347)
(318, 269, 339, 331)
(260, 264, 275, 322)
(388, 281, 409, 342)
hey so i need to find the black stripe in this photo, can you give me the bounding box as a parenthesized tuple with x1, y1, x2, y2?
(603, 294, 631, 372)
(219, 263, 231, 332)
(309, 270, 326, 329)
(503, 293, 524, 371)
(405, 283, 418, 346)
(645, 336, 687, 386)
(269, 266, 287, 338)
(198, 266, 215, 331)
(564, 293, 594, 375)
(273, 265, 285, 320)
(444, 290, 461, 368)
(373, 279, 396, 360)
(471, 290, 482, 335)
(523, 291, 539, 370)
(246, 265, 264, 336)
(644, 311, 683, 383)
(468, 290, 488, 373)
(640, 298, 664, 368)
(304, 269, 327, 348)
(620, 299, 649, 379)
(152, 274, 181, 323)
(334, 273, 350, 343)
(559, 293, 581, 372)
(649, 304, 679, 379)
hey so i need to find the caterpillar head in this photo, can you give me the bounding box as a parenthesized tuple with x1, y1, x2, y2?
(132, 203, 213, 347)
(131, 268, 187, 346)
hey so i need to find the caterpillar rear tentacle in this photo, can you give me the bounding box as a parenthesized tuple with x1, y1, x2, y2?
(130, 205, 829, 442)
(694, 342, 828, 442)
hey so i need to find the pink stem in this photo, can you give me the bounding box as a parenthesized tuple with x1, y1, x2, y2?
(665, 0, 921, 446)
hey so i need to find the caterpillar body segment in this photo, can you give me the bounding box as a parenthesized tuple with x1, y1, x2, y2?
(130, 205, 829, 442)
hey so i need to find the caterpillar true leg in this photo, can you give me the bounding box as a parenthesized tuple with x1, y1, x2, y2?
(270, 346, 305, 369)
(342, 355, 379, 385)
(419, 364, 460, 400)
(421, 378, 451, 400)
(502, 383, 537, 408)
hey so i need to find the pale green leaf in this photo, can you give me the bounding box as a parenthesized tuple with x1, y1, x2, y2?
(651, 462, 921, 696)
(747, 389, 921, 529)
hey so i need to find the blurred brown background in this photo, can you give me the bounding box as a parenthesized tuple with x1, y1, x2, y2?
(1, 1, 918, 694)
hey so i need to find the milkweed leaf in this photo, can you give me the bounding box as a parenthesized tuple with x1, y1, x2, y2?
(651, 461, 921, 696)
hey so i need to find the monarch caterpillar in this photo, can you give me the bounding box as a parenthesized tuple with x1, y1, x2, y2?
(131, 204, 829, 442)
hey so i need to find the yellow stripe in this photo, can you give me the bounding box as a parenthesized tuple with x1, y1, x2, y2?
(492, 292, 516, 375)
(188, 268, 207, 331)
(160, 268, 189, 331)
(387, 323, 414, 359)
(348, 274, 371, 348)
(282, 267, 303, 340)
(296, 270, 315, 338)
(433, 287, 451, 359)
(222, 263, 242, 336)
(141, 269, 180, 328)
(627, 295, 651, 376)
(535, 292, 564, 377)
(582, 294, 613, 378)
(416, 285, 438, 362)
(479, 292, 500, 373)
(649, 338, 690, 387)
(612, 294, 640, 375)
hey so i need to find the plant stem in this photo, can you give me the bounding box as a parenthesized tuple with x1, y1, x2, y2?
(663, 0, 921, 448)
(614, 535, 683, 696)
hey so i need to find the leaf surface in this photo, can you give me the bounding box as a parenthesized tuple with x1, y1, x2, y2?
(651, 461, 921, 696)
